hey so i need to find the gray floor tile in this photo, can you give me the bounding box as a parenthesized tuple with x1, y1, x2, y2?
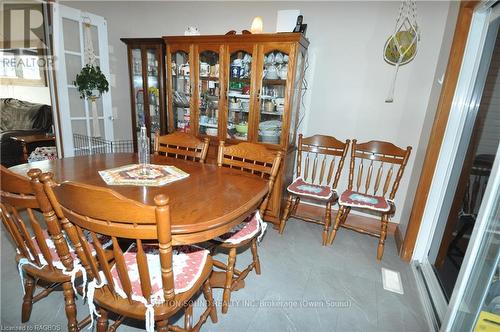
(1, 217, 428, 331)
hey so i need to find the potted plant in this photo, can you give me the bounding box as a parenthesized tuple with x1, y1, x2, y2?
(74, 64, 109, 100)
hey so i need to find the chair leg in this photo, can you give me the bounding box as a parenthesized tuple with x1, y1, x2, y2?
(21, 275, 36, 323)
(322, 202, 332, 246)
(62, 281, 78, 332)
(279, 195, 294, 234)
(292, 197, 301, 215)
(184, 301, 193, 331)
(222, 247, 236, 314)
(250, 238, 261, 275)
(377, 215, 389, 260)
(156, 319, 168, 332)
(327, 205, 345, 245)
(341, 207, 351, 225)
(202, 279, 218, 323)
(96, 307, 108, 332)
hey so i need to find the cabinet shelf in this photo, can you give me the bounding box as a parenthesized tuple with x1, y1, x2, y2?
(228, 108, 283, 116)
(230, 78, 250, 83)
(228, 92, 250, 99)
(172, 74, 191, 79)
(200, 76, 220, 81)
(263, 79, 287, 85)
(199, 122, 218, 128)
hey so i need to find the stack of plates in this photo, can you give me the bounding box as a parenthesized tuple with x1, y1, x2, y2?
(259, 120, 281, 144)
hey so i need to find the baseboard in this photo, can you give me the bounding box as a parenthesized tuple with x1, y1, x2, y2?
(294, 202, 398, 235)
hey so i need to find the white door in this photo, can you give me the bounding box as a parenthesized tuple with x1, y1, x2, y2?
(52, 4, 114, 157)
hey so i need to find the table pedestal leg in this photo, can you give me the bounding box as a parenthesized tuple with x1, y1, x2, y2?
(209, 271, 245, 290)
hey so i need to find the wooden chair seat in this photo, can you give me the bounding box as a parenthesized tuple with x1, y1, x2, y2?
(15, 254, 74, 283)
(93, 252, 213, 322)
(338, 190, 392, 212)
(214, 212, 262, 245)
(287, 177, 336, 200)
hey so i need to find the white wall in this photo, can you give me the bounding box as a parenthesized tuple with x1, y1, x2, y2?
(0, 85, 52, 105)
(62, 1, 457, 225)
(398, 1, 460, 236)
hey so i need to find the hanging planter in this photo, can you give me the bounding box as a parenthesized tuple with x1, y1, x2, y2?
(383, 0, 420, 103)
(74, 64, 109, 100)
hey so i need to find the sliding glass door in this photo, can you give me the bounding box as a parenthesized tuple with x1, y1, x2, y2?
(412, 3, 500, 329)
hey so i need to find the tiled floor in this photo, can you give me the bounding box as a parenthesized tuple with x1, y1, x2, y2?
(1, 217, 429, 331)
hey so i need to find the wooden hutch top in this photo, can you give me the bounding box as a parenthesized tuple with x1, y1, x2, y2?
(163, 32, 310, 48)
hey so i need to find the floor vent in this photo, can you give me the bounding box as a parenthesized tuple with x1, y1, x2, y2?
(382, 268, 404, 294)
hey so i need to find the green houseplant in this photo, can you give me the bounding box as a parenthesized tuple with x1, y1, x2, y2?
(74, 64, 109, 99)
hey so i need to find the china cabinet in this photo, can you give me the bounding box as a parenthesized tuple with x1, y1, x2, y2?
(164, 33, 309, 225)
(121, 38, 166, 151)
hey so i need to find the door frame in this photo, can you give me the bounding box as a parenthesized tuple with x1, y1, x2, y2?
(400, 1, 482, 260)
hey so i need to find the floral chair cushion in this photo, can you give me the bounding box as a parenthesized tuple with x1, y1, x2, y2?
(28, 146, 57, 163)
(214, 211, 264, 245)
(338, 190, 391, 212)
(109, 243, 209, 304)
(287, 177, 334, 200)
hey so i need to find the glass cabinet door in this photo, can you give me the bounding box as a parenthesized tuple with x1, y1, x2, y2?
(257, 48, 290, 145)
(171, 50, 191, 133)
(131, 48, 144, 134)
(227, 49, 253, 141)
(198, 49, 220, 137)
(146, 48, 160, 135)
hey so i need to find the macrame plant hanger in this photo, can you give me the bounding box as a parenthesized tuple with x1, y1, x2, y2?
(83, 16, 101, 137)
(384, 0, 420, 103)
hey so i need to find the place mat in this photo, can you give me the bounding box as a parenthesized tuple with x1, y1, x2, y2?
(98, 164, 189, 186)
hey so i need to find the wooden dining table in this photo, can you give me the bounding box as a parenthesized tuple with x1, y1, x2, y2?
(10, 153, 269, 288)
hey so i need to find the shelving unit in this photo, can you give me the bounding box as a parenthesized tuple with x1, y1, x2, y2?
(163, 33, 308, 225)
(121, 38, 166, 151)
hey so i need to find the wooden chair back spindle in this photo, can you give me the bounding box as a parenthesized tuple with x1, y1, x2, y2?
(296, 134, 350, 189)
(40, 173, 176, 302)
(348, 140, 412, 200)
(154, 132, 210, 163)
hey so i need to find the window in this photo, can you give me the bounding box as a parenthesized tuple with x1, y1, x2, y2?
(0, 48, 47, 86)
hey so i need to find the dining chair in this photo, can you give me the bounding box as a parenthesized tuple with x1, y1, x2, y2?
(154, 132, 210, 163)
(278, 134, 350, 245)
(327, 140, 412, 260)
(214, 141, 282, 313)
(40, 172, 218, 332)
(0, 166, 89, 331)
